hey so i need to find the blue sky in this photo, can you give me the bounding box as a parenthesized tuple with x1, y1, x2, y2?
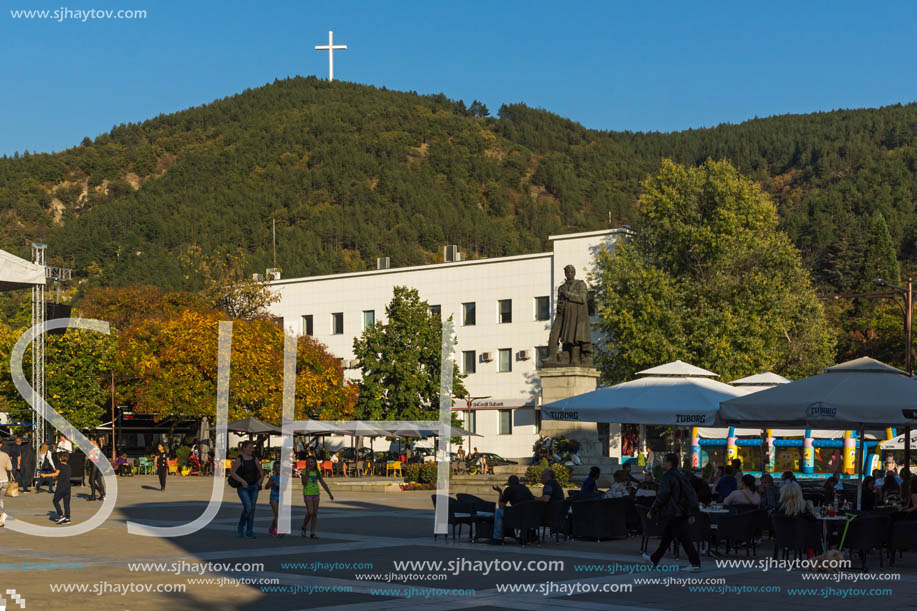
(1, 1, 916, 156)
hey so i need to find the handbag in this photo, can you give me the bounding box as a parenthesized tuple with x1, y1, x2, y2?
(5, 481, 19, 497)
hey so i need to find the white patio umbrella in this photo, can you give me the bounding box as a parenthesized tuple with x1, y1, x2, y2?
(719, 357, 917, 508)
(879, 429, 917, 450)
(719, 358, 917, 428)
(542, 360, 751, 426)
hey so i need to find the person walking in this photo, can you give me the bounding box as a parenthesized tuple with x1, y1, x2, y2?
(230, 440, 263, 539)
(35, 443, 56, 493)
(300, 456, 333, 538)
(154, 443, 169, 492)
(643, 452, 701, 572)
(265, 461, 283, 536)
(0, 446, 14, 525)
(19, 438, 35, 494)
(8, 437, 23, 494)
(87, 438, 105, 501)
(40, 452, 72, 524)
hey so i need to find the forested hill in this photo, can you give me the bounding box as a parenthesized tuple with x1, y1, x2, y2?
(1, 75, 916, 293)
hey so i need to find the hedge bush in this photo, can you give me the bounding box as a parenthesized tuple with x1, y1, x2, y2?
(403, 462, 439, 484)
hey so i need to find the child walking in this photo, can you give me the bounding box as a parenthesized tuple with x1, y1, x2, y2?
(41, 452, 72, 524)
(300, 456, 333, 538)
(265, 462, 285, 537)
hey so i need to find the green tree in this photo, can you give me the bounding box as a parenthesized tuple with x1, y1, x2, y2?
(469, 100, 489, 118)
(593, 159, 834, 382)
(861, 211, 900, 289)
(352, 286, 466, 420)
(0, 323, 116, 429)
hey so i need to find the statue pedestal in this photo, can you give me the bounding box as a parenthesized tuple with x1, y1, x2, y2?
(540, 367, 610, 460)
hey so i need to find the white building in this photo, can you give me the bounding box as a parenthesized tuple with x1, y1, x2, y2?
(267, 229, 628, 458)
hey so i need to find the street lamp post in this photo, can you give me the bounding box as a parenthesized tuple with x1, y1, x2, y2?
(872, 277, 913, 477)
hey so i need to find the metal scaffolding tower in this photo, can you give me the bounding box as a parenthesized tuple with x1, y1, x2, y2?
(31, 242, 46, 454)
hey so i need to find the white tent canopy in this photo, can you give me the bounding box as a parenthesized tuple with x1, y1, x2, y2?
(730, 371, 790, 386)
(719, 357, 917, 428)
(0, 248, 44, 292)
(542, 360, 750, 426)
(699, 371, 791, 437)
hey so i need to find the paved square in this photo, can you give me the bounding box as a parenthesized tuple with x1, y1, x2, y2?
(0, 476, 914, 610)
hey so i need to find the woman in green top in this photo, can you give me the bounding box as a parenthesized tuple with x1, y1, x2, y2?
(301, 456, 333, 538)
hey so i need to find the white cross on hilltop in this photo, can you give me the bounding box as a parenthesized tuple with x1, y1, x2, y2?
(314, 30, 347, 82)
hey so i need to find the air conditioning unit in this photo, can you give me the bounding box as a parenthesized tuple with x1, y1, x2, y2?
(481, 352, 494, 362)
(341, 359, 359, 369)
(376, 257, 390, 270)
(251, 273, 263, 282)
(444, 245, 459, 262)
(518, 349, 532, 360)
(266, 268, 281, 281)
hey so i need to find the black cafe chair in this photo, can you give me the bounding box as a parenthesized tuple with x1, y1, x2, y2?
(843, 515, 890, 571)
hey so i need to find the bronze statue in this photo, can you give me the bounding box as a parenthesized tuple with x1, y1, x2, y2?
(544, 264, 593, 367)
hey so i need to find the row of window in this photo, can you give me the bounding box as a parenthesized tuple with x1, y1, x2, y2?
(302, 297, 551, 336)
(457, 297, 550, 326)
(461, 347, 551, 374)
(463, 409, 513, 435)
(302, 310, 376, 336)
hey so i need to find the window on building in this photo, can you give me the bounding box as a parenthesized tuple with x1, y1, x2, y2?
(498, 348, 512, 372)
(535, 408, 542, 433)
(429, 304, 441, 317)
(331, 312, 344, 335)
(363, 310, 375, 330)
(499, 409, 513, 435)
(535, 346, 550, 370)
(462, 302, 476, 326)
(464, 410, 476, 434)
(302, 315, 314, 336)
(535, 296, 550, 321)
(462, 350, 476, 374)
(498, 299, 512, 324)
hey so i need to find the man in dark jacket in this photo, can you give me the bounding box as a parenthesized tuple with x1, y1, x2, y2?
(643, 453, 701, 572)
(19, 438, 35, 493)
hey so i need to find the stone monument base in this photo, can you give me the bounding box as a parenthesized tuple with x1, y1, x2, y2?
(540, 367, 604, 458)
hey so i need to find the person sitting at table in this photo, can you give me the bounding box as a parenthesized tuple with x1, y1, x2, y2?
(731, 458, 743, 481)
(457, 447, 465, 462)
(723, 474, 760, 507)
(861, 476, 877, 511)
(604, 470, 630, 499)
(821, 477, 837, 507)
(580, 466, 600, 497)
(780, 471, 796, 486)
(709, 465, 724, 486)
(686, 470, 712, 506)
(536, 468, 564, 503)
(759, 474, 779, 512)
(832, 470, 844, 491)
(714, 466, 737, 500)
(490, 475, 535, 544)
(882, 471, 901, 504)
(330, 451, 339, 464)
(897, 476, 917, 517)
(623, 462, 639, 484)
(776, 482, 817, 518)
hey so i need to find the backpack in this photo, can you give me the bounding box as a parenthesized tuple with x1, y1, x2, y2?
(668, 471, 698, 518)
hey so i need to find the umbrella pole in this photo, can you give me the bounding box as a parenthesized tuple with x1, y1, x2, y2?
(905, 426, 911, 479)
(855, 428, 865, 510)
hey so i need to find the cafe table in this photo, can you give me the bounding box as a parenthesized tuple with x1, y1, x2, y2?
(816, 513, 849, 552)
